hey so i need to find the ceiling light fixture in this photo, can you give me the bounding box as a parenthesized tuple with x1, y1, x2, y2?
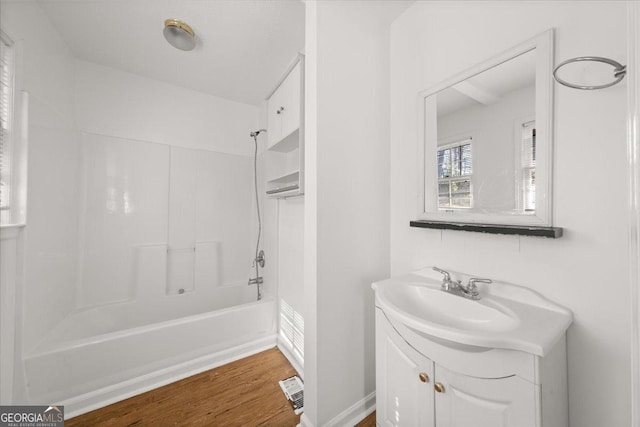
(163, 19, 196, 51)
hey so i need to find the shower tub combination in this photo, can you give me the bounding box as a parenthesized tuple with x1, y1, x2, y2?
(20, 133, 272, 418)
(24, 284, 275, 418)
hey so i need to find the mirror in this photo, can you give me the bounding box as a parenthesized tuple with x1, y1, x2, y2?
(418, 30, 554, 226)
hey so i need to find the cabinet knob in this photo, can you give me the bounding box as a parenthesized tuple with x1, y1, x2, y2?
(276, 106, 285, 114)
(419, 372, 430, 383)
(434, 382, 445, 393)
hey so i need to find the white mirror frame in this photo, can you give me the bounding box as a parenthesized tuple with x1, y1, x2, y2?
(417, 29, 554, 226)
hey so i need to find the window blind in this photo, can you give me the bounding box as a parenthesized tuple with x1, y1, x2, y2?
(437, 138, 473, 209)
(521, 121, 536, 211)
(0, 31, 14, 223)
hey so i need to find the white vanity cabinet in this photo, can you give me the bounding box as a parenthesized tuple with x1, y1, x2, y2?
(376, 310, 435, 427)
(265, 54, 304, 198)
(375, 308, 568, 427)
(433, 363, 537, 426)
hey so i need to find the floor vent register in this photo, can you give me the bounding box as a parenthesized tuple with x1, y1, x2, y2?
(279, 375, 304, 415)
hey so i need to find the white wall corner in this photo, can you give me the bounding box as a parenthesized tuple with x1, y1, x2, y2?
(322, 392, 376, 427)
(298, 413, 314, 427)
(296, 392, 376, 427)
(277, 337, 304, 380)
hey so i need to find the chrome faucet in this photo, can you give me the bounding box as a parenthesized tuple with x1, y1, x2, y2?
(248, 276, 263, 285)
(432, 266, 458, 291)
(432, 267, 492, 300)
(248, 276, 263, 300)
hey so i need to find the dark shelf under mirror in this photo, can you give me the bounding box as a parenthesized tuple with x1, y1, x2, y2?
(410, 220, 563, 238)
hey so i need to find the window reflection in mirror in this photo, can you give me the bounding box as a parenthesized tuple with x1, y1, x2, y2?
(434, 49, 535, 215)
(437, 138, 473, 210)
(419, 29, 553, 226)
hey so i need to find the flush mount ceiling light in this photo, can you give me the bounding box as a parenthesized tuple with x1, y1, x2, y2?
(163, 19, 196, 51)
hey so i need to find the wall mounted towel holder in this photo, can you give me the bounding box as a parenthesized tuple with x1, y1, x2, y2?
(553, 56, 627, 90)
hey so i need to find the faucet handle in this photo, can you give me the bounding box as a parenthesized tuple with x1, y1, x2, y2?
(432, 267, 451, 282)
(468, 277, 492, 289)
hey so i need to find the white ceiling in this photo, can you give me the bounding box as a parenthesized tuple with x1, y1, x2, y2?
(36, 0, 305, 105)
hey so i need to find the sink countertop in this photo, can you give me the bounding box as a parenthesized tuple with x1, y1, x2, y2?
(372, 267, 573, 357)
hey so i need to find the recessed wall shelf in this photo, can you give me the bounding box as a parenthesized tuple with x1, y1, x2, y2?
(268, 170, 300, 184)
(269, 129, 299, 153)
(266, 184, 300, 196)
(409, 220, 563, 238)
(266, 170, 300, 198)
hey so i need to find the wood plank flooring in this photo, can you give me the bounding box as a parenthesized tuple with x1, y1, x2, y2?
(355, 411, 376, 427)
(66, 348, 300, 427)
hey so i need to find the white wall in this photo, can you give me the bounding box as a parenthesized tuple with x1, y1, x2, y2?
(390, 2, 629, 426)
(277, 196, 305, 367)
(277, 200, 304, 311)
(629, 4, 640, 425)
(74, 60, 258, 157)
(303, 1, 408, 425)
(0, 227, 22, 403)
(0, 0, 81, 358)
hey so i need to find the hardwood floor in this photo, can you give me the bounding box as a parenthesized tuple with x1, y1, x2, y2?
(66, 348, 300, 427)
(355, 411, 376, 427)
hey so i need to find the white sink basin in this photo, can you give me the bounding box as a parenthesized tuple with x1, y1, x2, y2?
(385, 283, 519, 332)
(373, 268, 573, 356)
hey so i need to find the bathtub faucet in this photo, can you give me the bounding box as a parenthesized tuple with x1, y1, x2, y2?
(248, 276, 263, 300)
(248, 276, 263, 285)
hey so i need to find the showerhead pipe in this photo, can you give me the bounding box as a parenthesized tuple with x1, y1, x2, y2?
(250, 129, 267, 138)
(248, 128, 266, 300)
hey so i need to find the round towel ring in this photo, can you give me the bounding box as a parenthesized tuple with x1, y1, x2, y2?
(553, 56, 627, 90)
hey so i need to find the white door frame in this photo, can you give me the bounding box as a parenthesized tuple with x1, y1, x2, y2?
(628, 2, 640, 426)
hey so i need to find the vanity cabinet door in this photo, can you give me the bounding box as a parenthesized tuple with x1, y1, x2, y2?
(433, 364, 538, 427)
(376, 310, 435, 427)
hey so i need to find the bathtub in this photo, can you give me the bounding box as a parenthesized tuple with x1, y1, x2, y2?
(22, 285, 276, 418)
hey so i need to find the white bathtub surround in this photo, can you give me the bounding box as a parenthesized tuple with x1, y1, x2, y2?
(194, 242, 223, 290)
(18, 131, 264, 409)
(76, 133, 169, 307)
(24, 294, 276, 417)
(76, 132, 255, 309)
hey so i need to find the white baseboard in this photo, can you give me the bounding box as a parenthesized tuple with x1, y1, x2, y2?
(324, 391, 375, 427)
(63, 334, 277, 420)
(298, 392, 376, 427)
(277, 336, 304, 379)
(299, 413, 314, 427)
